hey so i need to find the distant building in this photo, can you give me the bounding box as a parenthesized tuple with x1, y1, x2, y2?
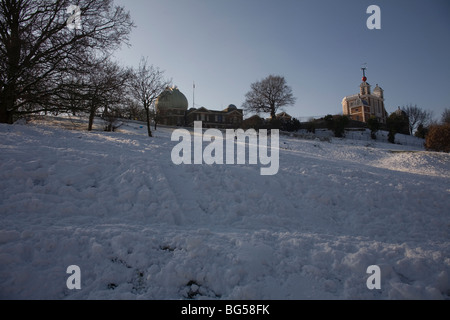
(342, 69, 388, 124)
(155, 86, 243, 128)
(185, 104, 243, 129)
(242, 115, 264, 130)
(269, 112, 293, 122)
(155, 86, 189, 126)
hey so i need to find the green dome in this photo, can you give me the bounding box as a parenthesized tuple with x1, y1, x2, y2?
(156, 87, 188, 111)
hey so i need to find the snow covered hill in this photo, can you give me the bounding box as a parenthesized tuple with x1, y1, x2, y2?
(1, 117, 449, 300)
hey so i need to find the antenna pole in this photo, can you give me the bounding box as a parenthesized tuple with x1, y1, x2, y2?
(361, 64, 368, 82)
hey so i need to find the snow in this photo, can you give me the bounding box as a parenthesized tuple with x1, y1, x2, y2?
(0, 116, 449, 300)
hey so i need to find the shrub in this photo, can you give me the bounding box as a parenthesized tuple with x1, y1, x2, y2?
(332, 115, 349, 138)
(306, 119, 316, 133)
(414, 124, 428, 139)
(324, 114, 334, 131)
(367, 116, 381, 140)
(388, 130, 396, 144)
(387, 112, 408, 144)
(425, 124, 450, 152)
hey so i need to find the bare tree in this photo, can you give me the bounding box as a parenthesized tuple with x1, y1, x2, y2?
(0, 0, 134, 124)
(56, 55, 131, 131)
(122, 100, 145, 121)
(442, 108, 450, 125)
(149, 102, 162, 131)
(243, 75, 296, 120)
(130, 58, 170, 137)
(84, 57, 131, 131)
(402, 104, 433, 135)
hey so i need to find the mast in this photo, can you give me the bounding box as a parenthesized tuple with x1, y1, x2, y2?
(361, 63, 368, 82)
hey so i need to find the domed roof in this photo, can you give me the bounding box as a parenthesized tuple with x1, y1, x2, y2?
(155, 86, 188, 111)
(373, 84, 383, 91)
(223, 104, 238, 112)
(395, 107, 407, 117)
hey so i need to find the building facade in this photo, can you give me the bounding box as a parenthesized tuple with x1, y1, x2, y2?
(185, 105, 243, 129)
(342, 72, 388, 124)
(155, 87, 243, 129)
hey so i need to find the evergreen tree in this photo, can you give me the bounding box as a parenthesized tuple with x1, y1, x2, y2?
(367, 116, 381, 140)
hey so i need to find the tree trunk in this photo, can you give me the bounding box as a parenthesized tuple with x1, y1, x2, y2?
(88, 104, 96, 131)
(0, 99, 14, 124)
(145, 107, 153, 137)
(270, 105, 276, 120)
(1, 9, 21, 125)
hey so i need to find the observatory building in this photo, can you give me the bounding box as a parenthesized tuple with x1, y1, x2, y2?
(342, 68, 388, 124)
(155, 86, 243, 129)
(155, 86, 189, 126)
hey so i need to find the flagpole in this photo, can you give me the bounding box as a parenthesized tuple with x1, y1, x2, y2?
(193, 81, 195, 109)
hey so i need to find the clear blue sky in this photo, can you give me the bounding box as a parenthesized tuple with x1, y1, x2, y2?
(112, 0, 450, 121)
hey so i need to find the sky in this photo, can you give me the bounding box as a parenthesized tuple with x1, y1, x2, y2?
(112, 0, 450, 121)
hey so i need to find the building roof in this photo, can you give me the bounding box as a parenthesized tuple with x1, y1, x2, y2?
(222, 104, 238, 112)
(373, 84, 383, 92)
(155, 86, 188, 111)
(186, 105, 242, 115)
(277, 112, 292, 118)
(395, 107, 408, 117)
